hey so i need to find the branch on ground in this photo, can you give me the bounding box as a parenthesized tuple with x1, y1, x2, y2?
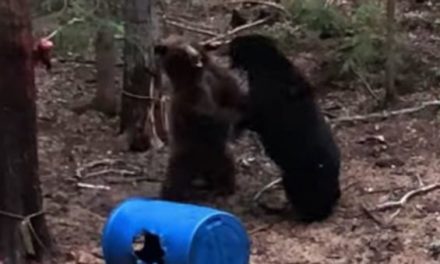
(360, 204, 385, 227)
(76, 182, 111, 191)
(75, 158, 142, 179)
(373, 182, 440, 212)
(331, 100, 440, 124)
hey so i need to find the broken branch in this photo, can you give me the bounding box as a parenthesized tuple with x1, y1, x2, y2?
(374, 182, 440, 212)
(146, 78, 166, 150)
(249, 223, 272, 235)
(353, 68, 380, 102)
(331, 100, 440, 124)
(165, 19, 217, 37)
(75, 158, 144, 184)
(77, 182, 111, 191)
(201, 17, 271, 46)
(226, 0, 290, 17)
(360, 204, 384, 227)
(83, 168, 138, 179)
(107, 176, 162, 184)
(45, 17, 85, 40)
(253, 177, 282, 203)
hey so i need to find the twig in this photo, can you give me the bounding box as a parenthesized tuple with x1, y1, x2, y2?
(122, 90, 155, 100)
(45, 17, 85, 40)
(252, 177, 289, 214)
(249, 223, 272, 235)
(147, 78, 166, 150)
(107, 177, 162, 184)
(76, 158, 142, 179)
(160, 95, 170, 138)
(165, 19, 217, 37)
(253, 177, 282, 203)
(342, 181, 358, 192)
(77, 182, 111, 191)
(387, 208, 402, 223)
(415, 173, 425, 187)
(201, 17, 271, 45)
(162, 14, 216, 31)
(360, 204, 384, 227)
(83, 169, 138, 179)
(226, 0, 290, 17)
(331, 100, 440, 124)
(76, 159, 126, 178)
(362, 185, 406, 195)
(83, 209, 106, 222)
(374, 183, 440, 212)
(353, 68, 380, 102)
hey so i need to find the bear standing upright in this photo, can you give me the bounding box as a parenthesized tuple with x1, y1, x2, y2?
(155, 35, 246, 201)
(228, 34, 341, 222)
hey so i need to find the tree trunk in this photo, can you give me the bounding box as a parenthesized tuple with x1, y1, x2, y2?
(0, 0, 52, 263)
(92, 25, 118, 116)
(119, 0, 163, 151)
(384, 0, 397, 105)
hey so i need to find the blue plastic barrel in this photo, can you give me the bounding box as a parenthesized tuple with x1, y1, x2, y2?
(101, 197, 250, 264)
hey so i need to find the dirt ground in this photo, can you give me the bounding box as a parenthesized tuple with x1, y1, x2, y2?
(33, 1, 440, 263)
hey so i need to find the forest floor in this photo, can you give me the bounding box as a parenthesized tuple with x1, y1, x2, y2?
(34, 1, 440, 263)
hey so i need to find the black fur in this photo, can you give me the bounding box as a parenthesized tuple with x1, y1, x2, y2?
(228, 34, 341, 222)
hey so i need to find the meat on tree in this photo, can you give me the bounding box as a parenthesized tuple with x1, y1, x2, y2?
(0, 0, 52, 263)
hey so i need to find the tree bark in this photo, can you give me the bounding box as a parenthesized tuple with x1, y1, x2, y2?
(92, 24, 118, 116)
(119, 0, 163, 151)
(384, 0, 397, 104)
(0, 0, 52, 263)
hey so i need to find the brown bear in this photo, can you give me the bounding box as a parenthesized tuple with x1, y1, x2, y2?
(154, 35, 247, 201)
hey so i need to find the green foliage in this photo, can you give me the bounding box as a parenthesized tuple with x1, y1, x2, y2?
(257, 22, 302, 52)
(33, 0, 123, 56)
(351, 2, 383, 30)
(32, 0, 66, 17)
(338, 32, 382, 74)
(53, 21, 96, 55)
(339, 1, 385, 74)
(277, 0, 391, 79)
(283, 0, 347, 37)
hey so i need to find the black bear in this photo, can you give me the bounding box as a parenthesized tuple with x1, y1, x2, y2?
(228, 34, 341, 222)
(155, 35, 246, 201)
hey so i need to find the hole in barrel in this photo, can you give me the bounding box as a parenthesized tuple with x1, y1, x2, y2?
(132, 230, 165, 264)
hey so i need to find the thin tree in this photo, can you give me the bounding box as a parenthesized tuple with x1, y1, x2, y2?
(0, 0, 52, 263)
(91, 21, 118, 116)
(119, 0, 164, 151)
(71, 2, 119, 116)
(384, 0, 397, 104)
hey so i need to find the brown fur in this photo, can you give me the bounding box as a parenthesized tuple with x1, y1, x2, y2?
(155, 35, 246, 201)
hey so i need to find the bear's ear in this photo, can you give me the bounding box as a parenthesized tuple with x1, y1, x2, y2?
(154, 44, 167, 56)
